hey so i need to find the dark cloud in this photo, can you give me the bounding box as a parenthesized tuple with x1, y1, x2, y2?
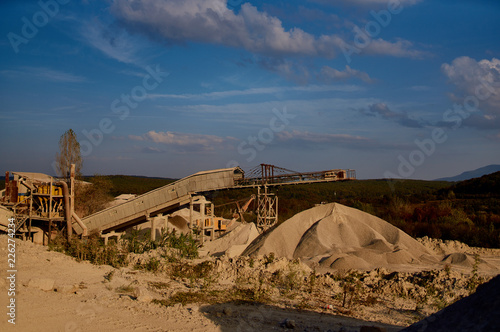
(129, 130, 236, 154)
(361, 103, 428, 128)
(275, 130, 408, 150)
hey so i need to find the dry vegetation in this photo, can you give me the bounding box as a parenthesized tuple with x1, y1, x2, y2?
(43, 226, 494, 328)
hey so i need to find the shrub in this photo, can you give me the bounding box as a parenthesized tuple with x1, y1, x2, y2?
(170, 261, 214, 280)
(50, 233, 128, 268)
(136, 257, 161, 272)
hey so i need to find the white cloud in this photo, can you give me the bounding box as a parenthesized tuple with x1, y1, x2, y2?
(0, 67, 87, 83)
(277, 130, 369, 144)
(111, 0, 424, 60)
(319, 65, 373, 83)
(363, 38, 427, 59)
(309, 0, 422, 7)
(111, 0, 339, 57)
(409, 85, 430, 91)
(275, 129, 409, 150)
(442, 56, 500, 128)
(257, 58, 313, 84)
(148, 84, 363, 100)
(275, 129, 406, 150)
(80, 18, 148, 65)
(129, 131, 236, 153)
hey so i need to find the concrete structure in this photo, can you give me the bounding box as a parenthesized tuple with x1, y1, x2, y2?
(72, 167, 245, 236)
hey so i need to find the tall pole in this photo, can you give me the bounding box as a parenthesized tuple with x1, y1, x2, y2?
(49, 179, 53, 244)
(70, 164, 75, 238)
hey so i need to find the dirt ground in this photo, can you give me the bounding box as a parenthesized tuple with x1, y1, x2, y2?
(1, 234, 499, 332)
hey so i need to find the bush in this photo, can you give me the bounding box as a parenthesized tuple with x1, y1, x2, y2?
(50, 233, 128, 268)
(50, 226, 201, 270)
(122, 228, 199, 259)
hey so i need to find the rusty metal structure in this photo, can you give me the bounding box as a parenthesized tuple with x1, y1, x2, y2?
(1, 164, 355, 242)
(237, 164, 355, 186)
(256, 185, 277, 231)
(0, 166, 85, 244)
(237, 164, 355, 230)
(214, 195, 255, 223)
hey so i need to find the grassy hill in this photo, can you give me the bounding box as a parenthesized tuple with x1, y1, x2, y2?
(445, 171, 500, 198)
(209, 178, 451, 220)
(83, 175, 176, 197)
(0, 174, 177, 194)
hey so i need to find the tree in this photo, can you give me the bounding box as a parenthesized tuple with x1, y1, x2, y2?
(55, 129, 82, 179)
(75, 174, 113, 217)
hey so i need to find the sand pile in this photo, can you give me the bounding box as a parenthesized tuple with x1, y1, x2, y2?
(167, 208, 205, 234)
(418, 235, 500, 256)
(202, 222, 259, 258)
(169, 208, 202, 221)
(243, 203, 437, 271)
(135, 208, 221, 235)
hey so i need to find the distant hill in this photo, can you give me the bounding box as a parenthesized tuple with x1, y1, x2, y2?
(446, 171, 500, 198)
(0, 175, 177, 195)
(83, 175, 176, 196)
(435, 164, 500, 182)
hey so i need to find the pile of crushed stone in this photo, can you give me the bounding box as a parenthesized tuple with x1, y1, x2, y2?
(201, 222, 259, 258)
(243, 203, 445, 272)
(135, 203, 499, 275)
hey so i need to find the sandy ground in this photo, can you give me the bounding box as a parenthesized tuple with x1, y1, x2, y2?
(1, 236, 403, 332)
(1, 234, 499, 332)
(1, 203, 499, 331)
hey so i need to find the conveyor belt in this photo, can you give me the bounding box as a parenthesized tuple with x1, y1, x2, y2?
(72, 167, 244, 235)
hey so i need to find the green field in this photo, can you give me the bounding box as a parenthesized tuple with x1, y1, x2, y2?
(84, 175, 176, 197)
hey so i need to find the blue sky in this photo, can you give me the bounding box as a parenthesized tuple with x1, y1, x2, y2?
(1, 0, 499, 180)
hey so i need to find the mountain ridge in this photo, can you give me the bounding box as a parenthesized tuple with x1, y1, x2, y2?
(435, 164, 500, 182)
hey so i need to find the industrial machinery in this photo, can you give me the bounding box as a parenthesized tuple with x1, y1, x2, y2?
(237, 164, 356, 186)
(215, 195, 255, 223)
(0, 165, 87, 244)
(1, 163, 354, 244)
